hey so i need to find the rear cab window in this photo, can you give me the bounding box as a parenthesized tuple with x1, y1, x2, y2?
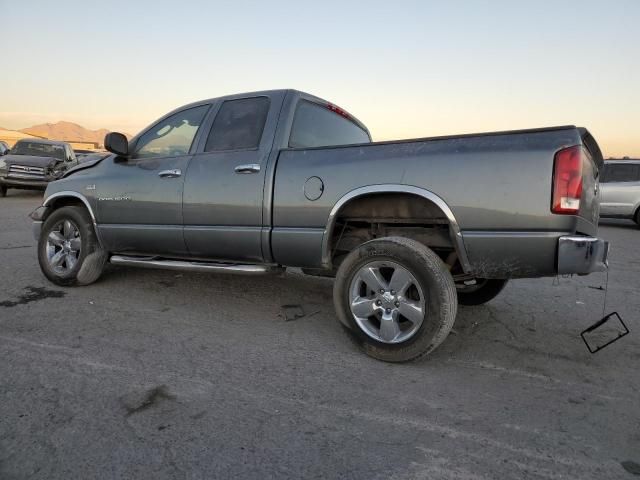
(602, 163, 640, 183)
(289, 100, 370, 148)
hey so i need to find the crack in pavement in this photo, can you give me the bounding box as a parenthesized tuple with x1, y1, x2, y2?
(0, 245, 33, 250)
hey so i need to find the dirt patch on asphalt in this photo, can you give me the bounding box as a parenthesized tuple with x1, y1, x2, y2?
(0, 286, 66, 308)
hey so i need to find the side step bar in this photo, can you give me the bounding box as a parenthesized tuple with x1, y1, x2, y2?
(109, 255, 283, 275)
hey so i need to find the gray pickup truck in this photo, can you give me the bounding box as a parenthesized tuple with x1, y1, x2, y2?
(30, 89, 608, 362)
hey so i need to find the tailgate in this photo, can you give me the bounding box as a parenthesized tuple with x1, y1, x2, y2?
(578, 128, 603, 227)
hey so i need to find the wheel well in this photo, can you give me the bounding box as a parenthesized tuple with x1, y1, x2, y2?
(327, 192, 464, 274)
(43, 197, 88, 221)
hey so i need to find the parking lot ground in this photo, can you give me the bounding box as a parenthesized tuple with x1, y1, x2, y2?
(1, 190, 639, 480)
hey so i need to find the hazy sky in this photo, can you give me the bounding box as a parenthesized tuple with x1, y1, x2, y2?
(1, 0, 638, 156)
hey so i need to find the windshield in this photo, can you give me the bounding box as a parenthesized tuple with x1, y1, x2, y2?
(11, 141, 65, 160)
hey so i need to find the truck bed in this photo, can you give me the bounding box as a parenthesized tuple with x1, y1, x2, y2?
(271, 126, 601, 277)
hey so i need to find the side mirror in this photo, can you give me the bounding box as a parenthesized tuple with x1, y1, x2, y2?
(104, 132, 129, 156)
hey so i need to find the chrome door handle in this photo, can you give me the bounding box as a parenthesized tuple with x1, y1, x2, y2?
(158, 169, 182, 178)
(234, 164, 261, 174)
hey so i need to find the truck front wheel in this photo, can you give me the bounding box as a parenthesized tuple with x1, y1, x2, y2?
(0, 185, 6, 197)
(37, 206, 107, 287)
(333, 237, 458, 362)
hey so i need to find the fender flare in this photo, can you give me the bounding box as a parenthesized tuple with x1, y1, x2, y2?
(42, 191, 104, 247)
(320, 184, 471, 272)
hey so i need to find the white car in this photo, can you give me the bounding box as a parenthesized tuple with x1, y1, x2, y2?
(599, 159, 640, 225)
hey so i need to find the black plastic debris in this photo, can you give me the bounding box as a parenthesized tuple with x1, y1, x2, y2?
(282, 304, 305, 322)
(581, 312, 629, 354)
(621, 461, 640, 476)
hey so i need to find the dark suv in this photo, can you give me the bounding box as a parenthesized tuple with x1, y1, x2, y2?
(0, 139, 77, 197)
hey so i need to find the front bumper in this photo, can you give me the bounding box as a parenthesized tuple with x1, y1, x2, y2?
(557, 235, 609, 275)
(29, 206, 50, 241)
(0, 176, 50, 189)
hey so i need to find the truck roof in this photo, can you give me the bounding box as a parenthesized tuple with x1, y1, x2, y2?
(182, 88, 320, 107)
(172, 89, 369, 134)
(604, 158, 640, 164)
(15, 138, 71, 147)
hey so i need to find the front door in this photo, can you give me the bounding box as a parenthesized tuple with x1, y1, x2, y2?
(97, 104, 210, 256)
(183, 96, 276, 262)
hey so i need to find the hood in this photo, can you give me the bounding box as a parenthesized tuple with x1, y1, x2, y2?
(62, 153, 111, 178)
(2, 154, 61, 169)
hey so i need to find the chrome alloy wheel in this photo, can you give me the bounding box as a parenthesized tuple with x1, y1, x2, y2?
(46, 220, 81, 274)
(348, 261, 427, 344)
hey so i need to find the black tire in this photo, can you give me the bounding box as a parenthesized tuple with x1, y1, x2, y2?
(333, 237, 457, 362)
(38, 206, 107, 286)
(0, 185, 6, 197)
(635, 208, 640, 226)
(457, 279, 508, 306)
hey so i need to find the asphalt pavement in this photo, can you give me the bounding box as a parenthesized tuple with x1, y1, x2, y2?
(1, 189, 638, 479)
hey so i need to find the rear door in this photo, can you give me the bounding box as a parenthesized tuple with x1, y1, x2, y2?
(600, 162, 640, 217)
(182, 94, 281, 262)
(97, 104, 210, 256)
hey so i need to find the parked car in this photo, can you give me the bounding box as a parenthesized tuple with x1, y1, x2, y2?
(599, 159, 640, 225)
(29, 89, 608, 362)
(0, 139, 78, 197)
(0, 141, 10, 155)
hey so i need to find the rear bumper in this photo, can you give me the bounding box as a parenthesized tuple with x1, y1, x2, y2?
(557, 235, 609, 275)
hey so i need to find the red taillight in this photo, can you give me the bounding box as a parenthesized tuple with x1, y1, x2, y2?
(552, 146, 583, 214)
(327, 103, 350, 119)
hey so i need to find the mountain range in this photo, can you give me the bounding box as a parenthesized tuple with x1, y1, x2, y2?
(18, 121, 130, 145)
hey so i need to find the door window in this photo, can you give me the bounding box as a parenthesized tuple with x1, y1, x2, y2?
(134, 105, 210, 159)
(204, 97, 270, 152)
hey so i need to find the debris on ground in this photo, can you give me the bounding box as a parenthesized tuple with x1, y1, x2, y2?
(120, 385, 175, 416)
(281, 304, 305, 321)
(621, 461, 640, 475)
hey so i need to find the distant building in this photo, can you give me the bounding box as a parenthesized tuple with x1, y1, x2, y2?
(67, 141, 101, 151)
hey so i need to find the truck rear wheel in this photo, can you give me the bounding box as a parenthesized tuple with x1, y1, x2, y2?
(333, 237, 457, 362)
(0, 186, 6, 197)
(37, 206, 107, 287)
(456, 279, 508, 306)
